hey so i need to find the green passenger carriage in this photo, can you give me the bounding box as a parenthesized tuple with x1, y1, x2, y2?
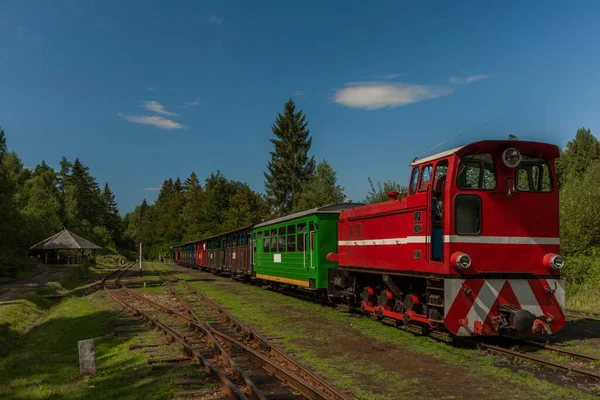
(252, 204, 360, 289)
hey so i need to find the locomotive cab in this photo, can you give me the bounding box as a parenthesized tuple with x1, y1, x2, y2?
(409, 140, 562, 277)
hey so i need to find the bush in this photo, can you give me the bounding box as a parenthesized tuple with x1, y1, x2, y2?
(562, 249, 600, 287)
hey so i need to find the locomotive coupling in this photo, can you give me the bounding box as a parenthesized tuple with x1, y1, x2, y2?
(497, 305, 536, 333)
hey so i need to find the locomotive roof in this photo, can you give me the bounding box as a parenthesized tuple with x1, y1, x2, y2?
(254, 203, 364, 228)
(410, 140, 560, 166)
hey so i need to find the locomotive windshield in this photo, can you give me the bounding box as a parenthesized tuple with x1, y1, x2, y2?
(516, 157, 553, 192)
(456, 153, 497, 190)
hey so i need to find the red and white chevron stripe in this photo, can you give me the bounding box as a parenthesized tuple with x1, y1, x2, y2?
(444, 278, 566, 336)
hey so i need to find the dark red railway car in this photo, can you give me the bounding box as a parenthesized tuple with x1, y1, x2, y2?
(222, 226, 252, 278)
(328, 140, 565, 337)
(195, 240, 207, 269)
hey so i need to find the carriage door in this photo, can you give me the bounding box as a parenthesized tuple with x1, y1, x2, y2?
(431, 160, 448, 261)
(309, 221, 316, 269)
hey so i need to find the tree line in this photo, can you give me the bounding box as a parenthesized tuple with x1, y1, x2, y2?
(3, 100, 598, 295)
(0, 129, 122, 276)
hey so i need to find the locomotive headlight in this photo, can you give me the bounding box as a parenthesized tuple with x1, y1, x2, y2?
(544, 253, 564, 270)
(502, 147, 522, 168)
(452, 252, 472, 270)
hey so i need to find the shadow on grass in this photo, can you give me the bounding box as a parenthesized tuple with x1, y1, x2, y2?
(0, 300, 181, 400)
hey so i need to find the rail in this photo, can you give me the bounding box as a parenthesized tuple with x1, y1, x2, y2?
(180, 282, 352, 400)
(101, 263, 248, 399)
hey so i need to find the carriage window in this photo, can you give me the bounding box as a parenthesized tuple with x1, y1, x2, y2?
(457, 153, 496, 190)
(263, 231, 269, 252)
(409, 166, 420, 195)
(287, 234, 296, 252)
(271, 229, 277, 252)
(455, 194, 481, 235)
(419, 165, 433, 192)
(279, 227, 285, 236)
(278, 235, 286, 252)
(287, 225, 295, 234)
(297, 224, 305, 252)
(516, 158, 553, 192)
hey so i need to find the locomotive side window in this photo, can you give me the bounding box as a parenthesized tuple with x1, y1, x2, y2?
(456, 153, 496, 190)
(455, 194, 482, 235)
(516, 157, 553, 192)
(409, 166, 420, 195)
(419, 165, 433, 192)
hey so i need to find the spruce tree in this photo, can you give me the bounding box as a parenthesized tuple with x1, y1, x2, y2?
(101, 183, 121, 243)
(264, 99, 315, 214)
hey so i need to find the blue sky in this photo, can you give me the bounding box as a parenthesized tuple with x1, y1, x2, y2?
(2, 1, 600, 214)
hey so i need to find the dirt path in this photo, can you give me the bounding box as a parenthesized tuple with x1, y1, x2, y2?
(0, 265, 74, 303)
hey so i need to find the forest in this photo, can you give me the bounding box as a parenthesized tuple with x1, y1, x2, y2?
(1, 100, 599, 304)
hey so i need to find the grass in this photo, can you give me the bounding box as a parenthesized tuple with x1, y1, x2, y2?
(566, 284, 600, 312)
(171, 265, 599, 400)
(0, 294, 52, 356)
(35, 263, 122, 297)
(0, 293, 206, 400)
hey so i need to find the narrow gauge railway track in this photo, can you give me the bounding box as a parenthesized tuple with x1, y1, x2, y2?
(148, 262, 179, 284)
(103, 268, 248, 399)
(478, 342, 600, 381)
(171, 283, 351, 400)
(122, 285, 347, 400)
(102, 269, 347, 400)
(520, 339, 600, 363)
(381, 318, 600, 380)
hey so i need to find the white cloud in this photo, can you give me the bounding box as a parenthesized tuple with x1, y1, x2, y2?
(210, 16, 223, 25)
(293, 90, 307, 96)
(143, 186, 162, 191)
(334, 82, 454, 110)
(184, 97, 202, 106)
(120, 114, 186, 130)
(448, 74, 489, 84)
(374, 73, 403, 79)
(146, 87, 157, 92)
(141, 100, 178, 116)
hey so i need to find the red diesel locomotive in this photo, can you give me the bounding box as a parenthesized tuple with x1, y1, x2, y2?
(327, 140, 565, 337)
(173, 139, 566, 338)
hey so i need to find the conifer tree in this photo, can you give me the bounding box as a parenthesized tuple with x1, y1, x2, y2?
(101, 183, 121, 243)
(264, 99, 315, 215)
(556, 127, 600, 187)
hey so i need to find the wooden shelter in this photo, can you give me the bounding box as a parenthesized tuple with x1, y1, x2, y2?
(29, 229, 101, 264)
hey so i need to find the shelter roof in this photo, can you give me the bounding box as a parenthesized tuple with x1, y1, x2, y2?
(29, 229, 102, 251)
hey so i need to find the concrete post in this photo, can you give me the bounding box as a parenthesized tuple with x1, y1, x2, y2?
(78, 339, 96, 376)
